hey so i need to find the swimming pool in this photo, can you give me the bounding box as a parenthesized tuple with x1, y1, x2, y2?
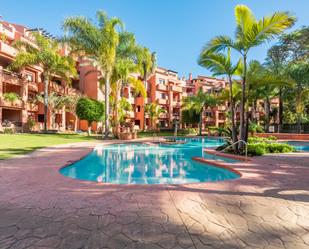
(60, 137, 240, 184)
(286, 141, 309, 152)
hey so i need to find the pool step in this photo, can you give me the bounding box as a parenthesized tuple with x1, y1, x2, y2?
(204, 149, 250, 162)
(192, 157, 242, 176)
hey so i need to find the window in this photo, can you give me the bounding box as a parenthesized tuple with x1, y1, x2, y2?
(25, 73, 34, 82)
(161, 93, 166, 99)
(158, 78, 165, 84)
(38, 114, 44, 122)
(136, 105, 141, 112)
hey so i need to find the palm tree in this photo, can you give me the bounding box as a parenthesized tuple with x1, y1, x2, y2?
(136, 49, 156, 131)
(36, 92, 67, 129)
(110, 32, 147, 136)
(63, 11, 123, 139)
(62, 95, 79, 131)
(247, 60, 293, 132)
(9, 33, 77, 132)
(144, 103, 165, 131)
(201, 4, 295, 147)
(198, 49, 240, 144)
(183, 89, 217, 136)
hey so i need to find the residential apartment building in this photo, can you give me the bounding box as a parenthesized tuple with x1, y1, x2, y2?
(0, 20, 239, 134)
(185, 74, 229, 128)
(0, 21, 93, 132)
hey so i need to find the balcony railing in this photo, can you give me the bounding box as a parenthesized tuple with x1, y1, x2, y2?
(157, 98, 168, 105)
(26, 102, 38, 112)
(2, 70, 23, 85)
(156, 84, 168, 91)
(0, 24, 15, 40)
(51, 82, 64, 93)
(0, 97, 23, 109)
(173, 101, 181, 107)
(0, 41, 17, 57)
(217, 105, 227, 111)
(20, 35, 37, 48)
(159, 113, 168, 119)
(172, 85, 182, 92)
(126, 111, 135, 118)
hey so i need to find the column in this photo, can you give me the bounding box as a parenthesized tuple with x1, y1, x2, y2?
(21, 74, 28, 132)
(61, 107, 66, 131)
(215, 110, 219, 127)
(0, 66, 3, 131)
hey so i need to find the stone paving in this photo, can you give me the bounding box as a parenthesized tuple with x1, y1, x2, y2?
(0, 141, 309, 248)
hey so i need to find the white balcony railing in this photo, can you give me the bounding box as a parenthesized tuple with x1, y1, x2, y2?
(0, 41, 17, 57)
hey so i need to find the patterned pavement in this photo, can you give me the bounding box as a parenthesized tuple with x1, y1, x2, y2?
(0, 141, 309, 249)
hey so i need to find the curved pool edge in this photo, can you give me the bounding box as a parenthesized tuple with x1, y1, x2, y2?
(191, 156, 242, 177)
(59, 138, 244, 185)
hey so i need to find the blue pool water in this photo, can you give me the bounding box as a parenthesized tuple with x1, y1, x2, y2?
(60, 137, 240, 184)
(286, 141, 309, 152)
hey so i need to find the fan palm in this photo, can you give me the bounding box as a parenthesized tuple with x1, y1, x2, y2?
(9, 33, 77, 132)
(198, 49, 240, 144)
(183, 89, 217, 136)
(63, 11, 123, 138)
(201, 5, 295, 146)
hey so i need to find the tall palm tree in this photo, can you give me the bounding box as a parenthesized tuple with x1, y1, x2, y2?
(9, 33, 77, 132)
(110, 32, 147, 136)
(144, 103, 165, 131)
(247, 60, 292, 132)
(198, 49, 240, 144)
(201, 5, 295, 147)
(136, 49, 156, 131)
(183, 89, 217, 136)
(63, 11, 123, 138)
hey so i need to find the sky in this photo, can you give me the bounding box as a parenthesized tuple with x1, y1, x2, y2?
(1, 0, 309, 78)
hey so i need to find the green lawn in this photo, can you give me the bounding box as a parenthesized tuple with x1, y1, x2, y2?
(0, 133, 100, 160)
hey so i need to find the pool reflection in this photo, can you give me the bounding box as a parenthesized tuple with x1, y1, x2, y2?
(60, 138, 239, 184)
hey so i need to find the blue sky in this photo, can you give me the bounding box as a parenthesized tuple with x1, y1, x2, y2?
(2, 0, 309, 78)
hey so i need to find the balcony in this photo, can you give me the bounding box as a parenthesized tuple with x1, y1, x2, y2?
(0, 97, 23, 109)
(173, 101, 181, 108)
(205, 117, 214, 122)
(2, 70, 23, 86)
(0, 41, 17, 57)
(159, 113, 168, 119)
(217, 105, 227, 111)
(172, 85, 182, 92)
(128, 97, 135, 104)
(27, 82, 39, 92)
(51, 82, 64, 93)
(126, 111, 135, 118)
(157, 98, 168, 105)
(67, 87, 81, 96)
(26, 102, 38, 112)
(145, 98, 151, 104)
(156, 84, 168, 91)
(20, 35, 37, 48)
(0, 24, 15, 40)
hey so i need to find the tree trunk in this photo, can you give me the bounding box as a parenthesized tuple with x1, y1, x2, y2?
(43, 74, 49, 133)
(278, 87, 283, 132)
(104, 76, 110, 139)
(239, 55, 247, 150)
(265, 97, 270, 133)
(228, 76, 238, 147)
(87, 122, 92, 136)
(199, 111, 203, 136)
(74, 114, 78, 132)
(51, 113, 56, 129)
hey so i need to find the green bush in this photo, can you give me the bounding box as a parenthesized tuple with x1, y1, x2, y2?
(248, 122, 264, 133)
(3, 127, 15, 134)
(247, 143, 267, 156)
(247, 141, 294, 156)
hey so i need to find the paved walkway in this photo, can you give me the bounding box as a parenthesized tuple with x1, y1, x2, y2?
(0, 142, 309, 249)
